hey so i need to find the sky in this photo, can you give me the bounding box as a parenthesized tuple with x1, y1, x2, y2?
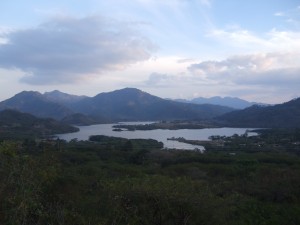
(0, 0, 300, 103)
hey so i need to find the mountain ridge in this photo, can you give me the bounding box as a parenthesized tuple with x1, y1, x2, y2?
(0, 88, 235, 123)
(174, 96, 263, 109)
(44, 90, 88, 105)
(0, 91, 73, 120)
(0, 88, 299, 127)
(218, 97, 300, 128)
(70, 88, 235, 121)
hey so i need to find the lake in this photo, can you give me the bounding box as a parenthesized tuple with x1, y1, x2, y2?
(57, 122, 257, 150)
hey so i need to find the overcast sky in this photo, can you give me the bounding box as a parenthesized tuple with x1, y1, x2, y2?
(0, 0, 299, 103)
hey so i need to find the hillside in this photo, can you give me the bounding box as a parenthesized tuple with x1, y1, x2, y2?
(0, 91, 73, 120)
(175, 96, 260, 109)
(61, 113, 95, 126)
(0, 109, 79, 139)
(70, 88, 234, 121)
(218, 98, 300, 128)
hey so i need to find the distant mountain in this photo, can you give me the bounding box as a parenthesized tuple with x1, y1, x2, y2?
(0, 88, 235, 123)
(0, 91, 73, 120)
(0, 109, 79, 139)
(44, 90, 88, 105)
(71, 88, 234, 121)
(174, 96, 259, 109)
(191, 96, 256, 109)
(218, 98, 300, 128)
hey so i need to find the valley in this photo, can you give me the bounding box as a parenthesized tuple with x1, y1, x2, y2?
(0, 88, 300, 225)
(1, 1, 300, 224)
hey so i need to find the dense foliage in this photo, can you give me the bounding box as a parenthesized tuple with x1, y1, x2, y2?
(1, 129, 300, 224)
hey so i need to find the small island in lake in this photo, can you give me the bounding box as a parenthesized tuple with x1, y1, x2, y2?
(113, 120, 219, 131)
(167, 136, 225, 149)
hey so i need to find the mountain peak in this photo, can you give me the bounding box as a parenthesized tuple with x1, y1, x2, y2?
(109, 87, 145, 95)
(73, 88, 233, 121)
(0, 88, 235, 122)
(44, 90, 63, 95)
(121, 87, 141, 92)
(0, 90, 73, 120)
(15, 90, 43, 98)
(44, 90, 88, 104)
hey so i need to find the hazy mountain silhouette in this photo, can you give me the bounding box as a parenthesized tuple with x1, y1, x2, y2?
(174, 96, 261, 109)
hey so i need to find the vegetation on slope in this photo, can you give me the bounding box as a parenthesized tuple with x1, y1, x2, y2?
(1, 128, 300, 224)
(0, 109, 79, 140)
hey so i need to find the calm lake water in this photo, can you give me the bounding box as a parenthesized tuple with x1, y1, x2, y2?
(57, 122, 256, 150)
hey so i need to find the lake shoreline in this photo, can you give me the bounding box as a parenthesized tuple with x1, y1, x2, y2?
(56, 122, 257, 151)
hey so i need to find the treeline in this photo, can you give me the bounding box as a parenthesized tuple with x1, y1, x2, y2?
(0, 130, 300, 224)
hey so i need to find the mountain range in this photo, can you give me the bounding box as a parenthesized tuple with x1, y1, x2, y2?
(0, 88, 234, 123)
(0, 91, 73, 120)
(0, 88, 299, 128)
(174, 96, 262, 109)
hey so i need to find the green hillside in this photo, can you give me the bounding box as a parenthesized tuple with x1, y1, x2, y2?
(0, 109, 79, 139)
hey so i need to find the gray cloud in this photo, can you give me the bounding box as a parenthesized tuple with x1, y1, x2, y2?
(145, 72, 171, 86)
(188, 52, 300, 88)
(0, 16, 156, 85)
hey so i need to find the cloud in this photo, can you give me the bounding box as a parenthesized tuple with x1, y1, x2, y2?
(0, 26, 13, 44)
(144, 72, 170, 86)
(0, 16, 156, 85)
(143, 71, 197, 88)
(274, 12, 284, 17)
(273, 5, 300, 28)
(208, 27, 300, 52)
(177, 58, 196, 64)
(188, 52, 300, 88)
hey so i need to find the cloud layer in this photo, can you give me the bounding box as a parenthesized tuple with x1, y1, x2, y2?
(188, 52, 300, 88)
(0, 16, 156, 84)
